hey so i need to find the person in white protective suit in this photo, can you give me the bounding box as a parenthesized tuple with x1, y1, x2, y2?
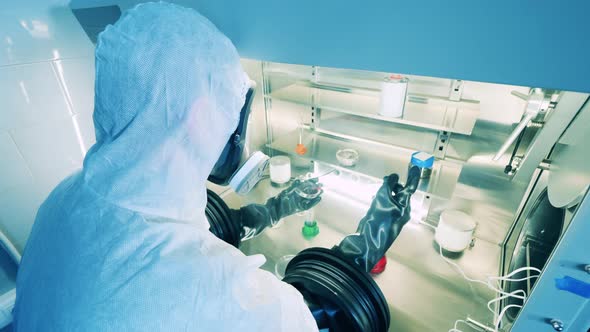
(13, 3, 319, 331)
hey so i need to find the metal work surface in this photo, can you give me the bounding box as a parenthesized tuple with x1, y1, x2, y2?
(216, 179, 501, 332)
(269, 82, 480, 135)
(267, 128, 462, 201)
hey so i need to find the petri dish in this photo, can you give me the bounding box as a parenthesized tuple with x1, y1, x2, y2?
(336, 149, 359, 167)
(294, 179, 323, 199)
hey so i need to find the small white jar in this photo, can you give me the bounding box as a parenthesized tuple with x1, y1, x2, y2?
(379, 74, 408, 118)
(269, 156, 291, 185)
(435, 210, 476, 252)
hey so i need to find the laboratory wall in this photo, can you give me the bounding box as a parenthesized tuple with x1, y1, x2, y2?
(0, 5, 96, 252)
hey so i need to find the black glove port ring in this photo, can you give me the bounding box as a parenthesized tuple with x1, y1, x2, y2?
(283, 247, 390, 332)
(206, 189, 241, 248)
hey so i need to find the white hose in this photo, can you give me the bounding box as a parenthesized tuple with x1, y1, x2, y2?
(440, 247, 541, 332)
(0, 229, 21, 265)
(448, 319, 469, 332)
(494, 304, 522, 332)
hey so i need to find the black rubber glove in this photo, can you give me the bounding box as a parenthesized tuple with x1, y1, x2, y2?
(332, 166, 420, 273)
(231, 178, 323, 240)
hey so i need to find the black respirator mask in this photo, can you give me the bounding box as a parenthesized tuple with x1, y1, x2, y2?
(208, 86, 257, 186)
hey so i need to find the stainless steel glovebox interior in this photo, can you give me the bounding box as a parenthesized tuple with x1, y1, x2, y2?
(207, 59, 590, 332)
(213, 179, 498, 332)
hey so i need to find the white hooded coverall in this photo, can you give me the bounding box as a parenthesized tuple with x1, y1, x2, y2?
(13, 3, 317, 331)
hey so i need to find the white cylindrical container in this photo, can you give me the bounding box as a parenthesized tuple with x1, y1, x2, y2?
(379, 75, 408, 118)
(269, 156, 291, 185)
(435, 210, 476, 252)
